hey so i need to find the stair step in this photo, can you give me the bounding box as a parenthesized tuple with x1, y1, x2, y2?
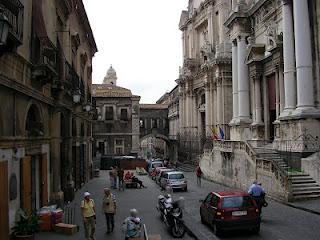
(291, 179, 317, 184)
(288, 173, 310, 177)
(292, 189, 320, 195)
(290, 175, 315, 180)
(291, 183, 320, 188)
(292, 186, 320, 192)
(292, 194, 320, 200)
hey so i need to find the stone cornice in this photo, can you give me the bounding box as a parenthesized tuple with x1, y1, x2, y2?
(0, 73, 54, 106)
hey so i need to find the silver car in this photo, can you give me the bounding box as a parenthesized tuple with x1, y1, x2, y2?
(155, 168, 174, 185)
(160, 171, 187, 191)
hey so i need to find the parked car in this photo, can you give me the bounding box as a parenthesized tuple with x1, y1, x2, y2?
(199, 191, 261, 236)
(152, 166, 167, 180)
(155, 168, 175, 185)
(160, 171, 187, 191)
(149, 161, 164, 173)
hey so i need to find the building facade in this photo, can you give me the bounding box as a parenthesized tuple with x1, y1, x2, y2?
(0, 0, 97, 236)
(92, 66, 140, 159)
(177, 0, 232, 163)
(177, 0, 320, 201)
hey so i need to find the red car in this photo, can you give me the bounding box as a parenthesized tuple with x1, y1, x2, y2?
(200, 191, 261, 235)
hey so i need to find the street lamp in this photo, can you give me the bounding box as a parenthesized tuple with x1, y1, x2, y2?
(0, 9, 10, 46)
(73, 89, 81, 103)
(83, 102, 92, 112)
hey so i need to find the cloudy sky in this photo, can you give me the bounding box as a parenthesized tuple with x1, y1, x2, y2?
(83, 0, 188, 103)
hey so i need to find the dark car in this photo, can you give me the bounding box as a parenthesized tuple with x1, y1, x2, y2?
(200, 191, 261, 235)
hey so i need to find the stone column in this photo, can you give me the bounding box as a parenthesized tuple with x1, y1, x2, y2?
(237, 35, 251, 122)
(217, 78, 222, 125)
(230, 40, 238, 124)
(255, 76, 263, 124)
(279, 65, 285, 113)
(293, 0, 318, 115)
(281, 0, 296, 116)
(275, 68, 280, 118)
(50, 111, 63, 203)
(205, 82, 211, 136)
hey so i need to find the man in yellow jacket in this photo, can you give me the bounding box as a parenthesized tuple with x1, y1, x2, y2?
(81, 192, 96, 240)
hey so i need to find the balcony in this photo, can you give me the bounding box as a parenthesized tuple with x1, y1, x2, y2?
(0, 0, 24, 48)
(32, 43, 58, 86)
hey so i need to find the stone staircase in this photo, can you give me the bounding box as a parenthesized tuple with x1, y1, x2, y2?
(253, 146, 320, 201)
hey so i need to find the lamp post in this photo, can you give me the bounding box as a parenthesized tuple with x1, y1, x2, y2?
(0, 8, 10, 46)
(73, 89, 81, 103)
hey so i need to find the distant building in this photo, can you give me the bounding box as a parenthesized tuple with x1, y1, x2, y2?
(92, 66, 140, 158)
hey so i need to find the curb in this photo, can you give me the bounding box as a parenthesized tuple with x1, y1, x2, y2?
(284, 203, 320, 216)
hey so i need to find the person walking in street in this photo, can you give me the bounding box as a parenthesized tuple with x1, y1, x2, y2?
(248, 180, 266, 214)
(112, 166, 118, 189)
(118, 167, 125, 191)
(81, 192, 96, 240)
(122, 208, 143, 240)
(196, 165, 203, 187)
(102, 188, 117, 234)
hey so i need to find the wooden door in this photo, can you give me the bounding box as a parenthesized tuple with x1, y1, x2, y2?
(0, 161, 9, 240)
(41, 154, 48, 206)
(22, 156, 32, 215)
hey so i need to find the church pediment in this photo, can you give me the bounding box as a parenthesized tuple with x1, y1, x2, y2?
(246, 44, 265, 64)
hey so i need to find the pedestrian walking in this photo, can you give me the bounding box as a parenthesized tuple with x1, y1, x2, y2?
(122, 208, 143, 240)
(102, 188, 117, 234)
(248, 180, 266, 214)
(118, 167, 125, 191)
(81, 192, 96, 240)
(196, 165, 202, 187)
(112, 166, 118, 189)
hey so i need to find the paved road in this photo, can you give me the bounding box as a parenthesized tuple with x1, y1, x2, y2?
(35, 169, 320, 240)
(36, 170, 193, 240)
(170, 172, 320, 240)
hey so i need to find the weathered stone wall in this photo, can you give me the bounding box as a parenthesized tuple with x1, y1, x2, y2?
(302, 152, 320, 185)
(200, 149, 287, 200)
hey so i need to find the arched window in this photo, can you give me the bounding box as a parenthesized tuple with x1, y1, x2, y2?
(25, 105, 43, 137)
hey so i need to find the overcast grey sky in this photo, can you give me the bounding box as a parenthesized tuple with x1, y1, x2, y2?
(83, 0, 188, 103)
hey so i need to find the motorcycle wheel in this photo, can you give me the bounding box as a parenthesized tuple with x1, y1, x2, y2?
(171, 222, 185, 238)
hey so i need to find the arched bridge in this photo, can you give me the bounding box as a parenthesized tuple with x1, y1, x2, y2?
(139, 104, 178, 161)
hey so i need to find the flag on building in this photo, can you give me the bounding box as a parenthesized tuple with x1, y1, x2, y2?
(211, 127, 219, 140)
(219, 127, 225, 140)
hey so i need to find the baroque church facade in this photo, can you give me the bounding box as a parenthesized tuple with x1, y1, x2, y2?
(177, 0, 320, 201)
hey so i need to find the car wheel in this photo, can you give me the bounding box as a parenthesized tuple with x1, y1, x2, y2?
(212, 222, 222, 237)
(252, 224, 260, 234)
(200, 212, 205, 224)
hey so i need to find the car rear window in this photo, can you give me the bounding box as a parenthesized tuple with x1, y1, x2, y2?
(152, 162, 163, 168)
(221, 196, 254, 208)
(169, 173, 184, 179)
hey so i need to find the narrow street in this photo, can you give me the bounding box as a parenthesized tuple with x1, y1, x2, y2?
(36, 169, 320, 240)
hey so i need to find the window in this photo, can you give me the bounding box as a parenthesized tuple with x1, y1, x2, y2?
(169, 173, 184, 180)
(204, 193, 212, 204)
(211, 195, 219, 207)
(201, 94, 205, 105)
(105, 106, 114, 120)
(114, 139, 124, 155)
(139, 120, 144, 128)
(115, 147, 123, 155)
(221, 196, 254, 208)
(120, 109, 128, 120)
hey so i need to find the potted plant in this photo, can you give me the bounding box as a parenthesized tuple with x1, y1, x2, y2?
(11, 209, 39, 240)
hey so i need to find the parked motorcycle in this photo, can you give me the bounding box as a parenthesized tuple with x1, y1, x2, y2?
(156, 194, 185, 238)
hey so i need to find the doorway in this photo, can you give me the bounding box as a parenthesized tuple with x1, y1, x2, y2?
(267, 75, 276, 140)
(0, 161, 9, 240)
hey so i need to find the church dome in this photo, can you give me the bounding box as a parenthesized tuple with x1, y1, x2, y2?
(103, 65, 117, 85)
